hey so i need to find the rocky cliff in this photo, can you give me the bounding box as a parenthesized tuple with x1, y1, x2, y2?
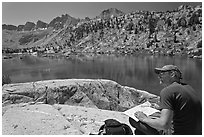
(2, 79, 159, 135)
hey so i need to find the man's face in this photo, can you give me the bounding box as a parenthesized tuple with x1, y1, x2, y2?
(158, 71, 172, 85)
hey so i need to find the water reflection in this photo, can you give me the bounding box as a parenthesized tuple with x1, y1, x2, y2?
(2, 54, 202, 101)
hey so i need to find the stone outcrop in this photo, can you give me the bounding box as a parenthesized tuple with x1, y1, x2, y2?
(2, 79, 159, 135)
(2, 79, 159, 111)
(23, 22, 36, 31)
(36, 20, 48, 29)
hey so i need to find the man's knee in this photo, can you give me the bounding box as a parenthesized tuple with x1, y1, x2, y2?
(129, 117, 140, 129)
(129, 117, 148, 131)
(129, 117, 159, 135)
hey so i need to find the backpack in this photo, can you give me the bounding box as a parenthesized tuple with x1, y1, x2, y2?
(98, 119, 133, 135)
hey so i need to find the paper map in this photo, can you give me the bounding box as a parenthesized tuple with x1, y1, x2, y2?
(123, 101, 160, 122)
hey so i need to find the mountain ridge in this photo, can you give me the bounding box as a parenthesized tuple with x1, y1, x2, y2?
(2, 8, 124, 31)
(2, 5, 202, 58)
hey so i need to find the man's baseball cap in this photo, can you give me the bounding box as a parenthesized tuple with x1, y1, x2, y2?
(154, 65, 182, 76)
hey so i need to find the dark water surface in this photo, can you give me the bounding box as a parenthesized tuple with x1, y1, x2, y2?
(2, 54, 202, 101)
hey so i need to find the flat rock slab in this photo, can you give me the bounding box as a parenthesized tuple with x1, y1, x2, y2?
(2, 103, 132, 135)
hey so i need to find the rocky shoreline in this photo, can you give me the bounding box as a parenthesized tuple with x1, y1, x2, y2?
(2, 79, 159, 135)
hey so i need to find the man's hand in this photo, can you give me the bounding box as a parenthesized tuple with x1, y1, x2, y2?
(134, 111, 148, 122)
(151, 103, 161, 110)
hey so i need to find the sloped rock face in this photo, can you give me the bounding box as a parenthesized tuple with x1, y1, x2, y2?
(2, 104, 132, 135)
(2, 79, 159, 111)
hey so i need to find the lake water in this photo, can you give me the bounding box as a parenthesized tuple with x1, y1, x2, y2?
(2, 54, 202, 101)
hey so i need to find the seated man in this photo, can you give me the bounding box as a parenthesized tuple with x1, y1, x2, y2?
(129, 65, 202, 135)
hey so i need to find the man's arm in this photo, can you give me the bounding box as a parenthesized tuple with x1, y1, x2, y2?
(135, 109, 173, 130)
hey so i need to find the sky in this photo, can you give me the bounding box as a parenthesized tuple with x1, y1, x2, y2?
(2, 1, 202, 26)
